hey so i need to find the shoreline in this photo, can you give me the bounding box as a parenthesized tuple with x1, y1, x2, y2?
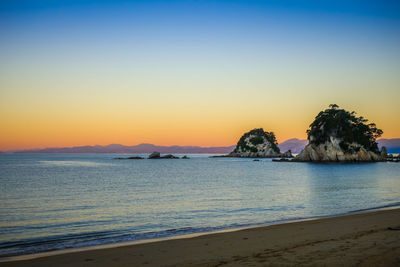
(1, 204, 399, 262)
(1, 207, 400, 266)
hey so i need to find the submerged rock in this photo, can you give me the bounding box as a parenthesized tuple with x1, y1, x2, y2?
(115, 156, 144, 160)
(272, 158, 289, 162)
(294, 105, 385, 162)
(162, 154, 179, 159)
(386, 154, 400, 162)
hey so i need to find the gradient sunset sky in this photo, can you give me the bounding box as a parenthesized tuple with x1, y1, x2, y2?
(1, 0, 399, 150)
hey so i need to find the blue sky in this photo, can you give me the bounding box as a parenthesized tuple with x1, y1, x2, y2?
(0, 0, 399, 149)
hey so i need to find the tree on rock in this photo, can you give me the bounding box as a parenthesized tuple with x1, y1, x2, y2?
(294, 105, 385, 162)
(306, 105, 383, 153)
(229, 128, 281, 157)
(329, 103, 339, 109)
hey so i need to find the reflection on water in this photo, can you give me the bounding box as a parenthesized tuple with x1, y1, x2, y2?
(0, 154, 399, 257)
(303, 163, 396, 215)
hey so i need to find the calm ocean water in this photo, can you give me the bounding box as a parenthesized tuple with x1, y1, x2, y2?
(1, 153, 400, 257)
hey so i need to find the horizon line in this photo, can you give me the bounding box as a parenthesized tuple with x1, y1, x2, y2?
(3, 137, 399, 153)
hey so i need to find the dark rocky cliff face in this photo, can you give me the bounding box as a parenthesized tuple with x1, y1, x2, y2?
(295, 105, 386, 162)
(229, 128, 281, 157)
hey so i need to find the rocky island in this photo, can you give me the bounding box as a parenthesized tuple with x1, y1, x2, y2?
(148, 151, 179, 159)
(294, 104, 386, 162)
(115, 152, 185, 159)
(218, 128, 292, 158)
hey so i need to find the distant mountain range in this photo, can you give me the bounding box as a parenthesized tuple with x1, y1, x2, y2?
(12, 143, 236, 154)
(6, 138, 400, 154)
(278, 138, 308, 154)
(377, 138, 400, 153)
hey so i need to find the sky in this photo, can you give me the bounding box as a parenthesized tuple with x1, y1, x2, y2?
(0, 0, 399, 150)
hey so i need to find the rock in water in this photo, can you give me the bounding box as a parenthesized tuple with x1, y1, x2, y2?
(148, 152, 179, 159)
(381, 146, 387, 158)
(281, 150, 293, 158)
(115, 156, 144, 160)
(148, 151, 161, 159)
(162, 154, 179, 159)
(294, 104, 385, 162)
(228, 128, 281, 157)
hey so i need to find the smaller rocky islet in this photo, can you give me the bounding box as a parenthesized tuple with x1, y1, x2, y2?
(115, 152, 188, 160)
(218, 128, 293, 158)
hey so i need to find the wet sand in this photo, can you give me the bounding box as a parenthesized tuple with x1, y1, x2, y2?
(1, 208, 400, 266)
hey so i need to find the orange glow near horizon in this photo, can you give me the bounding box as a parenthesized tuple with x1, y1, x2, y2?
(1, 101, 399, 151)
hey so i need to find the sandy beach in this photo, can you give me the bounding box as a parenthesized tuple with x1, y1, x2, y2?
(1, 208, 400, 267)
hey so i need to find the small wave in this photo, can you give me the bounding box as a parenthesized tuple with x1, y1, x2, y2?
(347, 202, 400, 213)
(1, 202, 400, 258)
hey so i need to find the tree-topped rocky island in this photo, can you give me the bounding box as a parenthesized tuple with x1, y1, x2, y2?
(294, 104, 387, 162)
(224, 128, 292, 158)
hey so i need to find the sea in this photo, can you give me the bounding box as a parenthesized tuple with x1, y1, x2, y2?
(1, 153, 399, 258)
